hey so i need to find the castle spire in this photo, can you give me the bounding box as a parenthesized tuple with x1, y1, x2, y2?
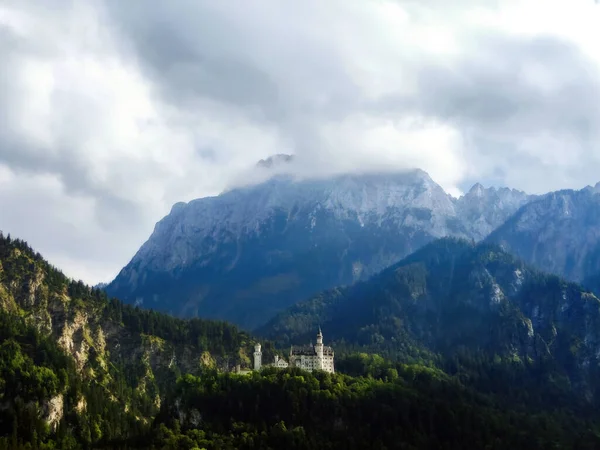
(253, 343, 262, 371)
(315, 326, 324, 369)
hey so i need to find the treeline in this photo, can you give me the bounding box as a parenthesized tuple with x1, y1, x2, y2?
(0, 232, 251, 358)
(129, 366, 600, 450)
(338, 352, 597, 416)
(102, 299, 249, 357)
(0, 232, 258, 449)
(3, 345, 600, 449)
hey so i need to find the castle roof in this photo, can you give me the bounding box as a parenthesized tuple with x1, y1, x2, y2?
(290, 345, 315, 356)
(290, 345, 334, 356)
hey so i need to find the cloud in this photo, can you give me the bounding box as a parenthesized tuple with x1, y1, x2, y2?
(1, 0, 600, 282)
(103, 0, 600, 192)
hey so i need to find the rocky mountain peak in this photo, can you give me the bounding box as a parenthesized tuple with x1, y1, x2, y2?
(582, 182, 600, 195)
(107, 168, 474, 328)
(107, 166, 540, 328)
(456, 183, 533, 240)
(486, 185, 600, 285)
(256, 154, 295, 169)
(466, 182, 486, 198)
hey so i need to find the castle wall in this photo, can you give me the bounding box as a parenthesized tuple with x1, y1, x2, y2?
(253, 344, 262, 370)
(289, 354, 334, 373)
(253, 330, 334, 373)
(274, 356, 289, 368)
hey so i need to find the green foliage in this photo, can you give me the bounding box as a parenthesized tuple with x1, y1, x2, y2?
(102, 298, 249, 359)
(0, 232, 250, 361)
(261, 238, 600, 403)
(140, 367, 600, 450)
(0, 303, 167, 447)
(0, 232, 256, 449)
(4, 233, 600, 448)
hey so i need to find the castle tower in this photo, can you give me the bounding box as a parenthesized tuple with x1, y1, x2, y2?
(254, 343, 262, 371)
(315, 327, 324, 370)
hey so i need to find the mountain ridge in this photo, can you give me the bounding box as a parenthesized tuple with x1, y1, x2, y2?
(0, 231, 263, 446)
(106, 164, 531, 329)
(486, 187, 600, 289)
(5, 231, 600, 448)
(259, 237, 600, 402)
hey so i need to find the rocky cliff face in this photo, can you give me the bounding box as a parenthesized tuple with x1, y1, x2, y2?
(107, 162, 532, 330)
(0, 235, 255, 432)
(0, 248, 227, 381)
(456, 183, 534, 240)
(487, 186, 600, 289)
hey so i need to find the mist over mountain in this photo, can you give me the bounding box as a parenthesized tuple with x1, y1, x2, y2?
(106, 159, 531, 329)
(256, 154, 296, 169)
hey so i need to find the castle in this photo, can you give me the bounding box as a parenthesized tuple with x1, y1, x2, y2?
(253, 328, 335, 374)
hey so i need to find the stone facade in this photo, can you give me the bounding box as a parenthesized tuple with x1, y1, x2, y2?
(253, 343, 262, 371)
(253, 328, 334, 374)
(273, 355, 289, 369)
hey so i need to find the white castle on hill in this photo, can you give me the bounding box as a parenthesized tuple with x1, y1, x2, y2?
(253, 328, 335, 374)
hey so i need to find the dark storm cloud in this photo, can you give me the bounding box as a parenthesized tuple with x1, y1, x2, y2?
(104, 1, 600, 183)
(103, 1, 283, 117)
(102, 0, 363, 123)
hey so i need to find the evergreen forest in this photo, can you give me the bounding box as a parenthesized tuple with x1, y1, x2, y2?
(2, 233, 600, 449)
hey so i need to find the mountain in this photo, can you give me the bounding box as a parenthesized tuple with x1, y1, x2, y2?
(4, 233, 600, 448)
(256, 153, 295, 169)
(486, 186, 600, 290)
(455, 183, 535, 240)
(260, 238, 600, 401)
(0, 232, 259, 448)
(106, 161, 530, 329)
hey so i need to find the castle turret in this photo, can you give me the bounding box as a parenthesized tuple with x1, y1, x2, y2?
(315, 327, 324, 370)
(253, 343, 262, 371)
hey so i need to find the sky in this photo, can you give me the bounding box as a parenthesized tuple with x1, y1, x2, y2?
(1, 0, 600, 284)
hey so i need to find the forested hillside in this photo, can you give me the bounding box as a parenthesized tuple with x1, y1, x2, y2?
(3, 233, 600, 449)
(0, 233, 257, 449)
(139, 363, 600, 450)
(260, 238, 600, 403)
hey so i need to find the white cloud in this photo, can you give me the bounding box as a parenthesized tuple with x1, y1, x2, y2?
(1, 0, 600, 283)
